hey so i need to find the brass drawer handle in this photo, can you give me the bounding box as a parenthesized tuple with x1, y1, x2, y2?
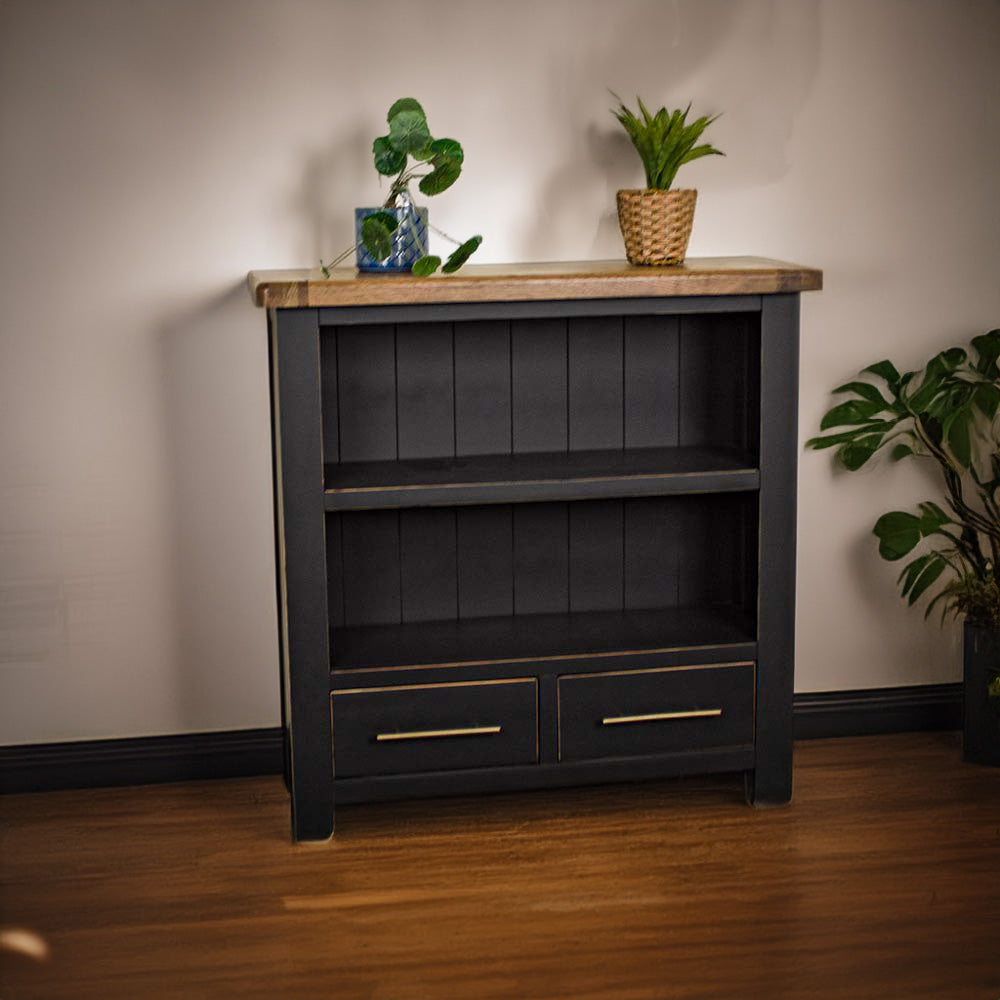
(375, 725, 502, 742)
(602, 708, 723, 726)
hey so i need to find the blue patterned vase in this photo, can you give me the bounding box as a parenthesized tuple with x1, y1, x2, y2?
(355, 202, 429, 273)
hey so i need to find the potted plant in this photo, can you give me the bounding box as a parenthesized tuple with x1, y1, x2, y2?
(610, 92, 724, 266)
(321, 98, 482, 277)
(806, 329, 1000, 765)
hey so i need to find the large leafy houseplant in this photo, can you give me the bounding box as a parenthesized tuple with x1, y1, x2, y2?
(321, 98, 482, 277)
(806, 329, 1000, 625)
(610, 93, 723, 266)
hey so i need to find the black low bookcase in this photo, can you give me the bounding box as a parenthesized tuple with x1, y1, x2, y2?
(253, 259, 822, 841)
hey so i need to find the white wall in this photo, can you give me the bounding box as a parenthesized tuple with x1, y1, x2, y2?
(1, 0, 998, 744)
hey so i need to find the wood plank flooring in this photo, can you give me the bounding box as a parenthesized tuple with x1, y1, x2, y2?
(1, 732, 998, 999)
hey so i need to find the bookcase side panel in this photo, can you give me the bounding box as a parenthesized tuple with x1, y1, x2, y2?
(750, 293, 799, 805)
(269, 307, 333, 841)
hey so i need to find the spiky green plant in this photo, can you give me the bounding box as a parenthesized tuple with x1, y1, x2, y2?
(610, 92, 724, 190)
(806, 329, 1000, 628)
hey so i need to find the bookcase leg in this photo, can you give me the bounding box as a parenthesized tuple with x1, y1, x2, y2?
(745, 763, 793, 807)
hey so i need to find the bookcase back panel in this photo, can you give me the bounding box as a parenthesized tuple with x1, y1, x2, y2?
(326, 494, 757, 629)
(319, 313, 759, 470)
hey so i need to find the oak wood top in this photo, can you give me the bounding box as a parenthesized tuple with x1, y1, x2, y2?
(248, 257, 822, 309)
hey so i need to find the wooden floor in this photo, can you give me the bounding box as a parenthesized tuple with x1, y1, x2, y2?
(1, 732, 998, 999)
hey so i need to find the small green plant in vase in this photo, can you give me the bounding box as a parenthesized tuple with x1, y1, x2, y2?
(611, 92, 724, 265)
(321, 98, 482, 277)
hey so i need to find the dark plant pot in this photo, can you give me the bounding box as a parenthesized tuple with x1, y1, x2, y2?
(963, 622, 1000, 766)
(355, 205, 428, 273)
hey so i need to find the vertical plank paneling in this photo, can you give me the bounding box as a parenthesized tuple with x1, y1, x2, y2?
(397, 323, 455, 460)
(341, 510, 401, 626)
(624, 498, 680, 609)
(568, 317, 624, 451)
(454, 320, 511, 457)
(513, 504, 569, 614)
(674, 495, 750, 608)
(400, 509, 458, 623)
(569, 500, 624, 612)
(624, 315, 680, 448)
(456, 506, 513, 618)
(511, 318, 568, 454)
(679, 313, 755, 450)
(337, 325, 397, 462)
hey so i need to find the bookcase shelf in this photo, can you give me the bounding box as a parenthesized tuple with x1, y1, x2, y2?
(330, 606, 757, 674)
(252, 258, 821, 841)
(324, 446, 759, 511)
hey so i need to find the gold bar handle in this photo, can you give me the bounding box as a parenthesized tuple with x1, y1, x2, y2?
(375, 725, 502, 743)
(602, 708, 723, 726)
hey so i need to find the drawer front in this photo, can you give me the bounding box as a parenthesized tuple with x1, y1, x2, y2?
(558, 662, 754, 762)
(332, 678, 538, 778)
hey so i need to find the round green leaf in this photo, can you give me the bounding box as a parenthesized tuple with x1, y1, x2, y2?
(365, 210, 399, 232)
(388, 109, 431, 155)
(428, 137, 463, 164)
(441, 235, 482, 273)
(373, 135, 406, 176)
(419, 159, 461, 196)
(361, 213, 395, 261)
(388, 98, 425, 121)
(411, 255, 441, 276)
(416, 138, 464, 192)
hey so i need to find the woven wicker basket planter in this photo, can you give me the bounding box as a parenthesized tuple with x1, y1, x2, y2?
(616, 188, 697, 265)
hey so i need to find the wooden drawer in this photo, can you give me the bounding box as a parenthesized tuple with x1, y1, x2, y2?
(558, 662, 754, 762)
(332, 678, 538, 778)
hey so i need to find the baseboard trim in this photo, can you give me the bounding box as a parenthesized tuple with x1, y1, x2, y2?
(793, 683, 962, 740)
(0, 727, 285, 794)
(1, 684, 962, 794)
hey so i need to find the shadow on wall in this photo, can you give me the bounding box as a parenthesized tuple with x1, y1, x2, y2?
(288, 122, 373, 267)
(157, 283, 280, 732)
(520, 0, 822, 259)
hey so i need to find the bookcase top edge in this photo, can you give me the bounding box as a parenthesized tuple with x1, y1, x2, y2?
(248, 257, 823, 309)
